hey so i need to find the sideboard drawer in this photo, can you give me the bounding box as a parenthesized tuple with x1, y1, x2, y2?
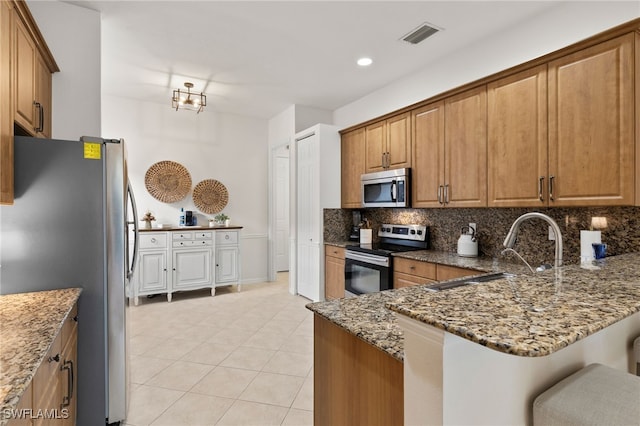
(216, 231, 238, 245)
(139, 233, 168, 249)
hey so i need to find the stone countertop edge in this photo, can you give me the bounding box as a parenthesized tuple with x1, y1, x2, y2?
(307, 251, 640, 360)
(140, 225, 244, 232)
(0, 288, 82, 423)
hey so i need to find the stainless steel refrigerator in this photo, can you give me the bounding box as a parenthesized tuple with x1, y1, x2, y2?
(0, 135, 139, 425)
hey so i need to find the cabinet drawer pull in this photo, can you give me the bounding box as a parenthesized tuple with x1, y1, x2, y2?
(61, 359, 74, 408)
(444, 184, 450, 204)
(48, 354, 60, 363)
(225, 235, 230, 240)
(151, 237, 157, 243)
(549, 175, 555, 201)
(73, 315, 78, 322)
(437, 185, 443, 204)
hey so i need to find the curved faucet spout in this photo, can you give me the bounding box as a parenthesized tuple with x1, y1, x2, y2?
(503, 212, 563, 268)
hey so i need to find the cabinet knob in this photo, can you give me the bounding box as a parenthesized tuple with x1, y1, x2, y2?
(73, 315, 78, 322)
(48, 354, 60, 363)
(225, 235, 229, 240)
(151, 237, 157, 243)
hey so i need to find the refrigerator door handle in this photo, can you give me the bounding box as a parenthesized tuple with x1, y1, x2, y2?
(126, 181, 139, 281)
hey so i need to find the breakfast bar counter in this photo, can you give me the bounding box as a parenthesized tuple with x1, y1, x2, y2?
(308, 252, 640, 425)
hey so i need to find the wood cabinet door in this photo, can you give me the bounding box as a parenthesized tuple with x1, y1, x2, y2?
(340, 128, 365, 208)
(548, 34, 634, 206)
(412, 101, 445, 207)
(444, 86, 487, 207)
(1, 1, 13, 205)
(488, 65, 548, 207)
(364, 120, 386, 173)
(13, 10, 36, 134)
(324, 251, 345, 299)
(35, 54, 51, 138)
(386, 112, 411, 169)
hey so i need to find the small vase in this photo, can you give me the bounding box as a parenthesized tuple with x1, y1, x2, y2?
(224, 219, 230, 227)
(144, 221, 152, 229)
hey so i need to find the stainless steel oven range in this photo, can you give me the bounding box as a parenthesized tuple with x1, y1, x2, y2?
(345, 224, 429, 297)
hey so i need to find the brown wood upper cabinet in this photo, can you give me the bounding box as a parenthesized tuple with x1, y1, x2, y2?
(1, 0, 58, 205)
(12, 3, 55, 138)
(412, 86, 487, 208)
(340, 127, 365, 208)
(489, 34, 634, 207)
(487, 65, 548, 207)
(365, 112, 411, 173)
(548, 34, 634, 206)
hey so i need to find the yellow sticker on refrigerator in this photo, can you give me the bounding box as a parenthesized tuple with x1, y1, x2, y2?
(84, 142, 101, 159)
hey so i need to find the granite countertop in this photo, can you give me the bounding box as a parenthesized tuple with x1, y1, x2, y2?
(140, 225, 243, 232)
(0, 288, 82, 423)
(307, 251, 640, 361)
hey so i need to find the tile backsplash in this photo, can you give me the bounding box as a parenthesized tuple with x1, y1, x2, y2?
(324, 206, 640, 266)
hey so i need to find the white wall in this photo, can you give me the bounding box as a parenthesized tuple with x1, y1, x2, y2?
(102, 95, 269, 284)
(27, 0, 101, 138)
(333, 1, 640, 128)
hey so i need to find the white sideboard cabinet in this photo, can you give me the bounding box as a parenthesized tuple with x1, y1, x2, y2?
(132, 227, 242, 305)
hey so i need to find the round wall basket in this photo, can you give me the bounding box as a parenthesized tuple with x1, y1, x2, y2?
(144, 161, 192, 203)
(192, 179, 229, 214)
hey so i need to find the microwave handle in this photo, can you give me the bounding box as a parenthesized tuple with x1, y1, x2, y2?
(390, 179, 397, 201)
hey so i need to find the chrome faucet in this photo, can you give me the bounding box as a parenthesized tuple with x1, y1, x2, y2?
(503, 212, 563, 268)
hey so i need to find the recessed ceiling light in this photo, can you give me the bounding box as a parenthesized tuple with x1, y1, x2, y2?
(357, 57, 373, 67)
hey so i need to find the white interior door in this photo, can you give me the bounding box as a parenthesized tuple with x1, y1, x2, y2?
(275, 151, 290, 272)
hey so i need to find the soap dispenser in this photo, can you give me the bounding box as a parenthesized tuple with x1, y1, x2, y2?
(457, 225, 478, 257)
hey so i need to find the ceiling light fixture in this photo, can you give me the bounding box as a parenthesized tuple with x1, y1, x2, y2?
(357, 57, 373, 67)
(172, 82, 206, 113)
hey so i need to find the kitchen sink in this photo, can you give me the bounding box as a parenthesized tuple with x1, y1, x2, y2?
(424, 272, 515, 292)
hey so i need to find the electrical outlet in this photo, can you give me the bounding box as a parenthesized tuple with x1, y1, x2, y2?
(548, 225, 556, 241)
(469, 223, 476, 234)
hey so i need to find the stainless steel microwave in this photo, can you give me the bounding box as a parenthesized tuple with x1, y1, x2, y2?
(361, 168, 410, 208)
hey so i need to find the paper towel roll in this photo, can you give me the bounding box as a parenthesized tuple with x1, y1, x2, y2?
(580, 230, 601, 263)
(360, 229, 372, 244)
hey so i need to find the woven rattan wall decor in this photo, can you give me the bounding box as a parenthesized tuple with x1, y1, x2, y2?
(144, 161, 192, 203)
(192, 179, 229, 214)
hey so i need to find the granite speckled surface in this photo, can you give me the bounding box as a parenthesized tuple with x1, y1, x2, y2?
(307, 252, 640, 361)
(0, 288, 81, 423)
(324, 206, 640, 266)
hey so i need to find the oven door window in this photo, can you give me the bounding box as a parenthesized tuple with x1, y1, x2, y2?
(345, 258, 391, 295)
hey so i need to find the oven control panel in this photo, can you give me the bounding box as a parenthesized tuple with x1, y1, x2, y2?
(378, 224, 428, 241)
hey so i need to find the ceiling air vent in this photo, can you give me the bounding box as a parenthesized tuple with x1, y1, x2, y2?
(401, 23, 440, 45)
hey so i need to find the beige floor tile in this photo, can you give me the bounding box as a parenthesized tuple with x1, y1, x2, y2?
(241, 330, 288, 351)
(227, 316, 266, 332)
(278, 334, 313, 354)
(282, 408, 313, 426)
(145, 360, 213, 391)
(259, 319, 300, 335)
(130, 334, 165, 356)
(216, 400, 288, 426)
(261, 351, 312, 377)
(239, 372, 304, 407)
(292, 319, 314, 336)
(125, 384, 184, 425)
(220, 346, 275, 371)
(208, 328, 254, 347)
(150, 393, 233, 425)
(291, 375, 313, 411)
(142, 337, 202, 360)
(181, 342, 235, 365)
(129, 355, 174, 384)
(190, 366, 258, 399)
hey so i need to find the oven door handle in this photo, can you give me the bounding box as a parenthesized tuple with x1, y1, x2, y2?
(345, 251, 390, 267)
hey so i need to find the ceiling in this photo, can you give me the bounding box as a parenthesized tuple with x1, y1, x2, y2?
(65, 1, 569, 119)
